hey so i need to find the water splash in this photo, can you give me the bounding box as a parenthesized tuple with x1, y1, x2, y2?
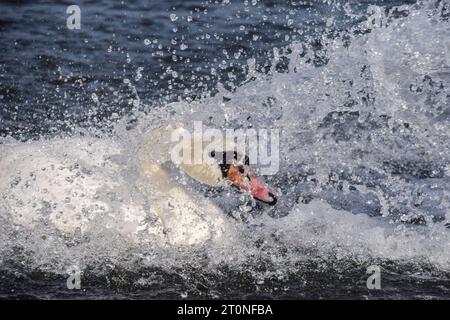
(1, 0, 449, 298)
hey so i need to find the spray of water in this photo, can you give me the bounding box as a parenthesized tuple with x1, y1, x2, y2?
(0, 1, 449, 295)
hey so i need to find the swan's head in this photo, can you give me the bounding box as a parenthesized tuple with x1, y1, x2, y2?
(177, 139, 277, 205)
(214, 150, 277, 205)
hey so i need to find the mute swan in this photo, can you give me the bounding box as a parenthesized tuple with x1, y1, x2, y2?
(137, 123, 277, 243)
(140, 123, 277, 204)
(0, 124, 276, 246)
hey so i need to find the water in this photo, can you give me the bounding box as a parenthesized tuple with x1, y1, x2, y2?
(1, 0, 450, 299)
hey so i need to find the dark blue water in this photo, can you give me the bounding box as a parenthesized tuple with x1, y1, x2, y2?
(1, 0, 450, 300)
(0, 0, 414, 138)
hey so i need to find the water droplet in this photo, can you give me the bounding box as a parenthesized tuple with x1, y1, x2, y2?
(91, 93, 99, 103)
(170, 13, 178, 22)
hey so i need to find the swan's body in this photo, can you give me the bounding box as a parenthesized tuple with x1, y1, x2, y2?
(0, 133, 227, 246)
(0, 122, 275, 246)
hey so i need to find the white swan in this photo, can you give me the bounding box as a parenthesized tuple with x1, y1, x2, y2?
(0, 124, 276, 247)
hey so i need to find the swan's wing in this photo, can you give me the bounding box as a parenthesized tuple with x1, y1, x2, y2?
(140, 158, 227, 246)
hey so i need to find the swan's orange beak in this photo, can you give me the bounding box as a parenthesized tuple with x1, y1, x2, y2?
(227, 163, 277, 205)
